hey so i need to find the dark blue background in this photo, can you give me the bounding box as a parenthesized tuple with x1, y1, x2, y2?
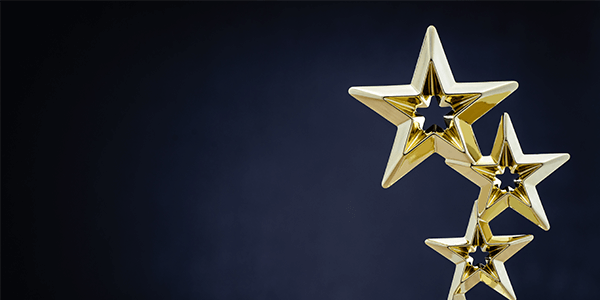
(3, 2, 599, 299)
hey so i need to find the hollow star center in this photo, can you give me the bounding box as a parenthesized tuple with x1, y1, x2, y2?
(496, 169, 521, 191)
(469, 247, 489, 267)
(416, 96, 453, 132)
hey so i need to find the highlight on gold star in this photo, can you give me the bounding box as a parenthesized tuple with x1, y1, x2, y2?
(445, 113, 570, 231)
(425, 201, 533, 300)
(348, 25, 518, 188)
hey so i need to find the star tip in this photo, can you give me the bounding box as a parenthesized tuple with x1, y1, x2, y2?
(551, 153, 571, 166)
(424, 239, 438, 248)
(381, 174, 396, 189)
(504, 80, 519, 91)
(426, 25, 439, 38)
(519, 234, 535, 242)
(520, 235, 534, 246)
(502, 112, 513, 125)
(348, 86, 358, 95)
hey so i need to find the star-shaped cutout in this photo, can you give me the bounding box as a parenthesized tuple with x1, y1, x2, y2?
(425, 200, 533, 300)
(445, 113, 570, 230)
(349, 26, 518, 188)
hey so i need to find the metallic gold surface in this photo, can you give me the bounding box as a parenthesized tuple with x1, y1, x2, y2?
(445, 113, 570, 230)
(348, 25, 570, 299)
(348, 26, 518, 188)
(425, 201, 533, 300)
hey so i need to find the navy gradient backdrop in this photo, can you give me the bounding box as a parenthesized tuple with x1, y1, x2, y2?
(3, 2, 600, 300)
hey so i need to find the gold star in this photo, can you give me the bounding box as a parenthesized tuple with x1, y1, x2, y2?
(446, 113, 570, 230)
(425, 201, 533, 300)
(349, 26, 518, 188)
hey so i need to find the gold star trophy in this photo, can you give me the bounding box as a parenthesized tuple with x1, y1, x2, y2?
(348, 26, 569, 300)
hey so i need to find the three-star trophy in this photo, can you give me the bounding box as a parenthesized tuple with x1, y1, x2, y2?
(348, 26, 569, 300)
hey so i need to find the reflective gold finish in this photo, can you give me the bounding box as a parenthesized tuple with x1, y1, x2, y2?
(348, 26, 570, 299)
(425, 201, 533, 300)
(348, 26, 518, 188)
(445, 113, 570, 230)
